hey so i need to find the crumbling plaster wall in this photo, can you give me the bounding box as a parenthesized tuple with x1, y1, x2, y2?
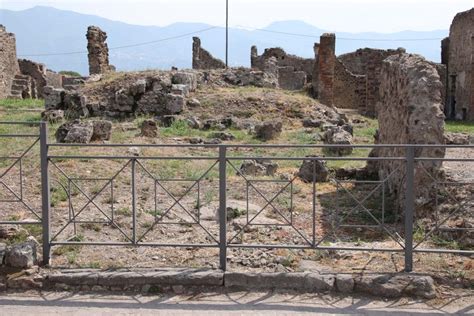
(372, 53, 445, 213)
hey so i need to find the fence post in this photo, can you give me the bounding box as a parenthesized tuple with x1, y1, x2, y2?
(404, 146, 415, 272)
(40, 122, 51, 265)
(219, 145, 227, 271)
(131, 158, 137, 244)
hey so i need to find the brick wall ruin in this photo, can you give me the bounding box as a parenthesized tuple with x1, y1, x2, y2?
(192, 37, 226, 70)
(251, 46, 314, 87)
(0, 25, 20, 99)
(442, 8, 474, 120)
(10, 59, 62, 99)
(334, 59, 366, 110)
(317, 33, 336, 106)
(86, 26, 114, 75)
(336, 48, 405, 115)
(372, 53, 445, 212)
(277, 67, 307, 90)
(18, 59, 47, 98)
(249, 34, 337, 102)
(45, 70, 63, 88)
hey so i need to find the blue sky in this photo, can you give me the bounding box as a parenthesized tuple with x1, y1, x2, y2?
(1, 0, 473, 32)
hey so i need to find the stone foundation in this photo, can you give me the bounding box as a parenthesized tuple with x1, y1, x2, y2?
(0, 268, 436, 299)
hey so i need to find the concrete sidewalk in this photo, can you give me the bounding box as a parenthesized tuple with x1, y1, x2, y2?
(0, 290, 472, 315)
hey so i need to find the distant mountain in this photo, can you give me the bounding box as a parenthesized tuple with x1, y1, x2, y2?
(0, 6, 448, 75)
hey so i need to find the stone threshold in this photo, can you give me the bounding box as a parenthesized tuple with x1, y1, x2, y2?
(1, 268, 437, 299)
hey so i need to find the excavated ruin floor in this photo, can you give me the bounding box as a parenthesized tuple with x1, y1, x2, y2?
(0, 88, 473, 291)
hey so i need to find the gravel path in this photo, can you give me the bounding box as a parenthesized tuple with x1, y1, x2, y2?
(443, 148, 474, 182)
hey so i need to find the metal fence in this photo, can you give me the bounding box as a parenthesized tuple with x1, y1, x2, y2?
(0, 121, 43, 225)
(0, 121, 472, 272)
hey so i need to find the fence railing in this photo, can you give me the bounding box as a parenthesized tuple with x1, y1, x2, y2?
(0, 121, 43, 225)
(0, 121, 473, 272)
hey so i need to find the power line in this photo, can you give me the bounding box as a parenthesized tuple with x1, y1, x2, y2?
(236, 26, 444, 42)
(17, 23, 444, 58)
(18, 26, 219, 57)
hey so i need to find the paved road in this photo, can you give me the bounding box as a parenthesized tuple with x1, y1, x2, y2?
(0, 290, 472, 315)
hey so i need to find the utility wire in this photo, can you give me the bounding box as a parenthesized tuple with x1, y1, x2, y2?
(236, 25, 444, 41)
(18, 23, 444, 58)
(18, 26, 219, 57)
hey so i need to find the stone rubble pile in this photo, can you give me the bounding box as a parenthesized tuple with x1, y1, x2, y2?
(56, 119, 112, 143)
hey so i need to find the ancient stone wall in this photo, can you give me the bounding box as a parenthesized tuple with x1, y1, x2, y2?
(0, 25, 20, 99)
(251, 46, 314, 81)
(435, 64, 447, 112)
(18, 59, 48, 98)
(45, 70, 63, 88)
(337, 48, 405, 116)
(443, 8, 474, 120)
(86, 26, 113, 75)
(192, 37, 226, 70)
(373, 53, 445, 212)
(317, 33, 336, 106)
(277, 67, 307, 90)
(441, 37, 450, 65)
(333, 59, 366, 110)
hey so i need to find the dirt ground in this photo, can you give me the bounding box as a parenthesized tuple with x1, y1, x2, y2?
(0, 86, 472, 289)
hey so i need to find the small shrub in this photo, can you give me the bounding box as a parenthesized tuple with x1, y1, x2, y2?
(59, 70, 82, 77)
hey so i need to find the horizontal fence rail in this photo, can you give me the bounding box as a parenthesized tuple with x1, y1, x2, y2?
(0, 121, 472, 271)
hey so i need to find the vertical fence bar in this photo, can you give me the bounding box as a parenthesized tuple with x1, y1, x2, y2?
(404, 146, 415, 272)
(131, 158, 137, 244)
(219, 146, 227, 271)
(40, 122, 51, 265)
(312, 160, 316, 247)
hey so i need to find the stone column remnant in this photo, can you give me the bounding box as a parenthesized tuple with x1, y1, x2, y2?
(317, 33, 336, 106)
(250, 46, 258, 68)
(312, 43, 320, 98)
(86, 26, 114, 75)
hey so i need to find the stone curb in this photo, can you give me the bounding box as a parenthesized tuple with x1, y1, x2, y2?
(47, 269, 223, 287)
(0, 269, 437, 299)
(225, 272, 335, 292)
